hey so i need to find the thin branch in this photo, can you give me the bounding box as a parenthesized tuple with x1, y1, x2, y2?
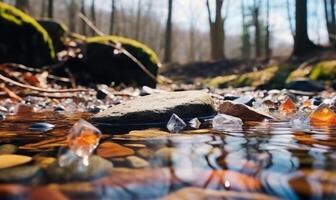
(78, 12, 159, 83)
(0, 73, 93, 93)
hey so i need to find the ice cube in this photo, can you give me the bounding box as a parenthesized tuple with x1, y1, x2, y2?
(167, 114, 186, 133)
(189, 118, 201, 129)
(59, 119, 101, 166)
(212, 114, 243, 131)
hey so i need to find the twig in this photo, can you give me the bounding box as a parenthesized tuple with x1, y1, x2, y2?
(0, 73, 93, 93)
(78, 12, 159, 84)
(0, 84, 23, 101)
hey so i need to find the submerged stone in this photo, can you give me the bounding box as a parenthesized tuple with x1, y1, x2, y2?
(47, 155, 113, 182)
(212, 114, 243, 132)
(92, 91, 215, 131)
(0, 165, 40, 182)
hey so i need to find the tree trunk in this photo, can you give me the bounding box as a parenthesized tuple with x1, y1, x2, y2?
(15, 0, 30, 13)
(109, 0, 116, 35)
(163, 0, 173, 63)
(252, 0, 261, 59)
(206, 0, 225, 60)
(80, 0, 86, 35)
(48, 0, 53, 18)
(68, 0, 77, 33)
(293, 0, 316, 56)
(325, 0, 336, 45)
(91, 0, 96, 35)
(286, 0, 295, 37)
(265, 0, 271, 59)
(241, 0, 251, 59)
(41, 0, 46, 18)
(135, 0, 141, 40)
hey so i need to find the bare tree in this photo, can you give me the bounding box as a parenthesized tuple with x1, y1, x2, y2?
(80, 0, 87, 35)
(324, 0, 336, 46)
(110, 0, 116, 35)
(206, 0, 229, 60)
(265, 0, 271, 59)
(293, 0, 317, 56)
(48, 0, 53, 18)
(163, 0, 173, 63)
(15, 0, 30, 13)
(41, 0, 46, 18)
(68, 0, 78, 33)
(251, 0, 261, 59)
(286, 0, 295, 37)
(241, 0, 251, 59)
(134, 0, 141, 40)
(91, 0, 96, 35)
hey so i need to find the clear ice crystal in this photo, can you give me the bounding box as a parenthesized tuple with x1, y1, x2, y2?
(58, 119, 101, 167)
(189, 118, 201, 129)
(212, 114, 243, 132)
(167, 114, 186, 133)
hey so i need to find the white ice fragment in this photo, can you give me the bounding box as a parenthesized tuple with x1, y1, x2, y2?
(189, 118, 201, 129)
(167, 114, 186, 133)
(212, 114, 243, 131)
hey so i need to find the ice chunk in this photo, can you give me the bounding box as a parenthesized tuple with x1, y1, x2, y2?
(58, 119, 101, 167)
(309, 104, 336, 125)
(189, 118, 201, 129)
(167, 114, 186, 133)
(212, 114, 243, 131)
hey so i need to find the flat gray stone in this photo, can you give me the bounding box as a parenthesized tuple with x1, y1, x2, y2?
(92, 91, 215, 124)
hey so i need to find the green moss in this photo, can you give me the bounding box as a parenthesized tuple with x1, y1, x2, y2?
(205, 74, 237, 88)
(286, 66, 312, 83)
(86, 36, 160, 66)
(234, 66, 279, 87)
(0, 2, 55, 66)
(309, 60, 336, 80)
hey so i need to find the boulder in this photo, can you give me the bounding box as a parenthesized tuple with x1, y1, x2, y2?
(0, 3, 54, 67)
(286, 79, 324, 92)
(92, 91, 215, 131)
(83, 36, 160, 87)
(38, 19, 68, 52)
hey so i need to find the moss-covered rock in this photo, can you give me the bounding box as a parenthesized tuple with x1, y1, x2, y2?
(38, 19, 68, 52)
(287, 60, 336, 84)
(83, 36, 160, 87)
(0, 3, 55, 67)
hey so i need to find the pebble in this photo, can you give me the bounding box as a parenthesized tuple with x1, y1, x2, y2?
(126, 156, 149, 168)
(96, 142, 134, 158)
(29, 122, 55, 132)
(0, 154, 32, 170)
(0, 165, 40, 182)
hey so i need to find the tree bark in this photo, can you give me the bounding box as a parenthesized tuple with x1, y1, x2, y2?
(80, 0, 86, 35)
(68, 0, 77, 33)
(48, 0, 53, 18)
(91, 0, 96, 35)
(163, 0, 173, 63)
(252, 0, 261, 59)
(135, 0, 141, 40)
(241, 0, 251, 59)
(293, 0, 316, 56)
(206, 0, 225, 60)
(265, 0, 271, 59)
(109, 0, 116, 35)
(15, 0, 30, 13)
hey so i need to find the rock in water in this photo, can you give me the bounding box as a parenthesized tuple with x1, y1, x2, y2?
(166, 114, 186, 133)
(92, 91, 215, 131)
(219, 101, 274, 122)
(47, 155, 113, 182)
(212, 114, 243, 132)
(0, 3, 54, 67)
(0, 165, 40, 182)
(83, 36, 160, 87)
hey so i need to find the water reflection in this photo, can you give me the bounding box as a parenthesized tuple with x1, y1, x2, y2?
(1, 113, 336, 199)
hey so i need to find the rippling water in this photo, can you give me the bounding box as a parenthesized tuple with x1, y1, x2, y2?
(1, 112, 336, 199)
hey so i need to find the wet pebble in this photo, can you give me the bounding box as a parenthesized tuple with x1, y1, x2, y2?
(233, 96, 256, 107)
(0, 165, 40, 182)
(0, 154, 32, 169)
(29, 122, 55, 132)
(96, 142, 134, 158)
(47, 155, 113, 182)
(0, 144, 17, 155)
(54, 105, 65, 112)
(126, 156, 149, 168)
